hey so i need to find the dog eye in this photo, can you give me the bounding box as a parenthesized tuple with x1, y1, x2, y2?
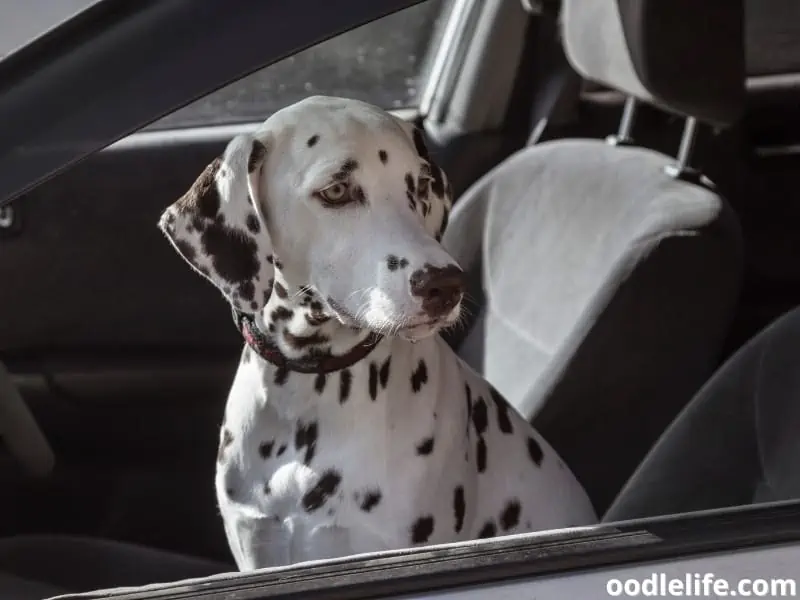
(319, 183, 350, 205)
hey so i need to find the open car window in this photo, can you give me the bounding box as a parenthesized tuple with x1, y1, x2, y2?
(144, 1, 447, 131)
(0, 0, 104, 60)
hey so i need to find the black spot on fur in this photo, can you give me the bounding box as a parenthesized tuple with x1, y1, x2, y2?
(238, 280, 255, 302)
(334, 159, 359, 180)
(412, 128, 431, 162)
(274, 365, 289, 386)
(378, 149, 388, 164)
(245, 213, 260, 234)
(528, 437, 544, 466)
(302, 470, 341, 512)
(368, 362, 379, 401)
(274, 281, 288, 299)
(264, 483, 271, 495)
(491, 388, 514, 434)
(340, 369, 352, 404)
(163, 211, 177, 228)
(272, 307, 293, 321)
(200, 221, 260, 288)
(386, 256, 409, 272)
(295, 421, 318, 465)
(307, 134, 320, 147)
(258, 440, 274, 459)
(454, 486, 465, 533)
(284, 330, 329, 350)
(306, 313, 331, 327)
(416, 436, 434, 455)
(500, 499, 521, 531)
(174, 158, 221, 219)
(471, 397, 488, 435)
(352, 185, 366, 204)
(421, 200, 430, 217)
(174, 240, 196, 263)
(379, 357, 391, 389)
(476, 438, 487, 473)
(217, 428, 233, 463)
(478, 520, 496, 539)
(276, 444, 287, 456)
(248, 140, 267, 173)
(430, 163, 445, 198)
(405, 172, 416, 195)
(437, 208, 449, 242)
(411, 360, 428, 393)
(341, 158, 359, 173)
(410, 516, 435, 544)
(249, 301, 258, 311)
(314, 372, 327, 394)
(360, 490, 382, 512)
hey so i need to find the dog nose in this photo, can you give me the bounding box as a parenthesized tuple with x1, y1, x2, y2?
(409, 264, 466, 318)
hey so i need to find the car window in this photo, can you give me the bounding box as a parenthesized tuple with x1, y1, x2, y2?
(0, 0, 104, 60)
(145, 0, 449, 131)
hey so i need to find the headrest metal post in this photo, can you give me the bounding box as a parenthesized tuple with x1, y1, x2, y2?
(606, 97, 638, 146)
(664, 116, 712, 188)
(675, 117, 698, 171)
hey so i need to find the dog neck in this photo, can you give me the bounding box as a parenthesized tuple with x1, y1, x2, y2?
(239, 270, 383, 374)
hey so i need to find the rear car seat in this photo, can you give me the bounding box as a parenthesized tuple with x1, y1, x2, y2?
(443, 0, 745, 514)
(605, 305, 800, 520)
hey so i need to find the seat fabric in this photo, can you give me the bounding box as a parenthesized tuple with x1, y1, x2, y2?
(605, 307, 800, 521)
(443, 138, 742, 514)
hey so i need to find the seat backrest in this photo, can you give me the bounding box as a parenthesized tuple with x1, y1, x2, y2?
(604, 306, 800, 521)
(442, 0, 745, 514)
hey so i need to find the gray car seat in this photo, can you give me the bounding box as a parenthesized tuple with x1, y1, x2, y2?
(605, 305, 800, 521)
(442, 0, 745, 514)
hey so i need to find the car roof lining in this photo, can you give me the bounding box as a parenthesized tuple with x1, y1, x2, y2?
(0, 0, 425, 208)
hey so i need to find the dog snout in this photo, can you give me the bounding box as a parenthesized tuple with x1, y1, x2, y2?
(409, 264, 466, 318)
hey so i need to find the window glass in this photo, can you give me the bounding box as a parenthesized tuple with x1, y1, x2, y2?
(0, 0, 104, 60)
(146, 0, 449, 131)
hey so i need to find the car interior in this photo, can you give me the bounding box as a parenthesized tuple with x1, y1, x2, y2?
(2, 0, 800, 597)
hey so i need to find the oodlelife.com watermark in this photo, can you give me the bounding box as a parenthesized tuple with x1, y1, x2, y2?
(606, 573, 797, 597)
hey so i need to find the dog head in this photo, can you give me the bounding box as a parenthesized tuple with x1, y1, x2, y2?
(159, 95, 463, 340)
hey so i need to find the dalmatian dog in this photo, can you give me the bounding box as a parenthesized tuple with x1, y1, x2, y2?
(158, 95, 597, 570)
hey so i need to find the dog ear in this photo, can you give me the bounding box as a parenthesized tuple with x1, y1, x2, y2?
(158, 133, 276, 314)
(399, 121, 453, 243)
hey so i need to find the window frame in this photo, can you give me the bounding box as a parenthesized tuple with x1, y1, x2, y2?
(56, 500, 800, 599)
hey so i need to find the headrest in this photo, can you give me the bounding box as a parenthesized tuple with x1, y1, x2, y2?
(560, 0, 745, 127)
